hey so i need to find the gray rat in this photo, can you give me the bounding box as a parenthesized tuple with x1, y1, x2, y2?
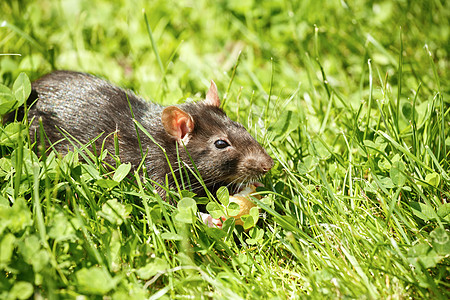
(24, 71, 274, 197)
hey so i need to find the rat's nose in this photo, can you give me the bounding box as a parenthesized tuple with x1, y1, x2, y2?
(243, 152, 274, 175)
(261, 156, 274, 173)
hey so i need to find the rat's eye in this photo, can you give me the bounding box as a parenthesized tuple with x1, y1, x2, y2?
(214, 139, 230, 149)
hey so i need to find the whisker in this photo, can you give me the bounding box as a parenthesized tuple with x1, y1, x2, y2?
(160, 163, 265, 197)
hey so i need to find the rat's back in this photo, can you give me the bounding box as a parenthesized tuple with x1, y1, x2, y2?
(27, 71, 156, 159)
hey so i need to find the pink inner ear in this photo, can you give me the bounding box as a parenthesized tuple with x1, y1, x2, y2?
(162, 106, 194, 141)
(177, 115, 193, 139)
(205, 80, 220, 107)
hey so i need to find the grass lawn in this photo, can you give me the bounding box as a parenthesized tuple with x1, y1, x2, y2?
(1, 0, 449, 298)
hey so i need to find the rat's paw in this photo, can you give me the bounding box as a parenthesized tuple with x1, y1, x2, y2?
(198, 212, 225, 228)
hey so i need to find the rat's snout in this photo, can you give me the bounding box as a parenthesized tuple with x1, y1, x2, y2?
(261, 154, 274, 173)
(244, 153, 274, 175)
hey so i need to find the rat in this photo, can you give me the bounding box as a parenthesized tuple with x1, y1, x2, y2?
(22, 71, 274, 197)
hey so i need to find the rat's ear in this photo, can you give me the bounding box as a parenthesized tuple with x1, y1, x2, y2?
(204, 80, 220, 107)
(161, 106, 194, 143)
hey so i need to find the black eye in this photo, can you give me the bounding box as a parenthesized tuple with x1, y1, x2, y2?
(214, 139, 230, 149)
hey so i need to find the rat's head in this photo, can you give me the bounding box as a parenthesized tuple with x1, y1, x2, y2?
(161, 81, 274, 194)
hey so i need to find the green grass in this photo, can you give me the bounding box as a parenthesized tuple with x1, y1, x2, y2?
(1, 0, 449, 298)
